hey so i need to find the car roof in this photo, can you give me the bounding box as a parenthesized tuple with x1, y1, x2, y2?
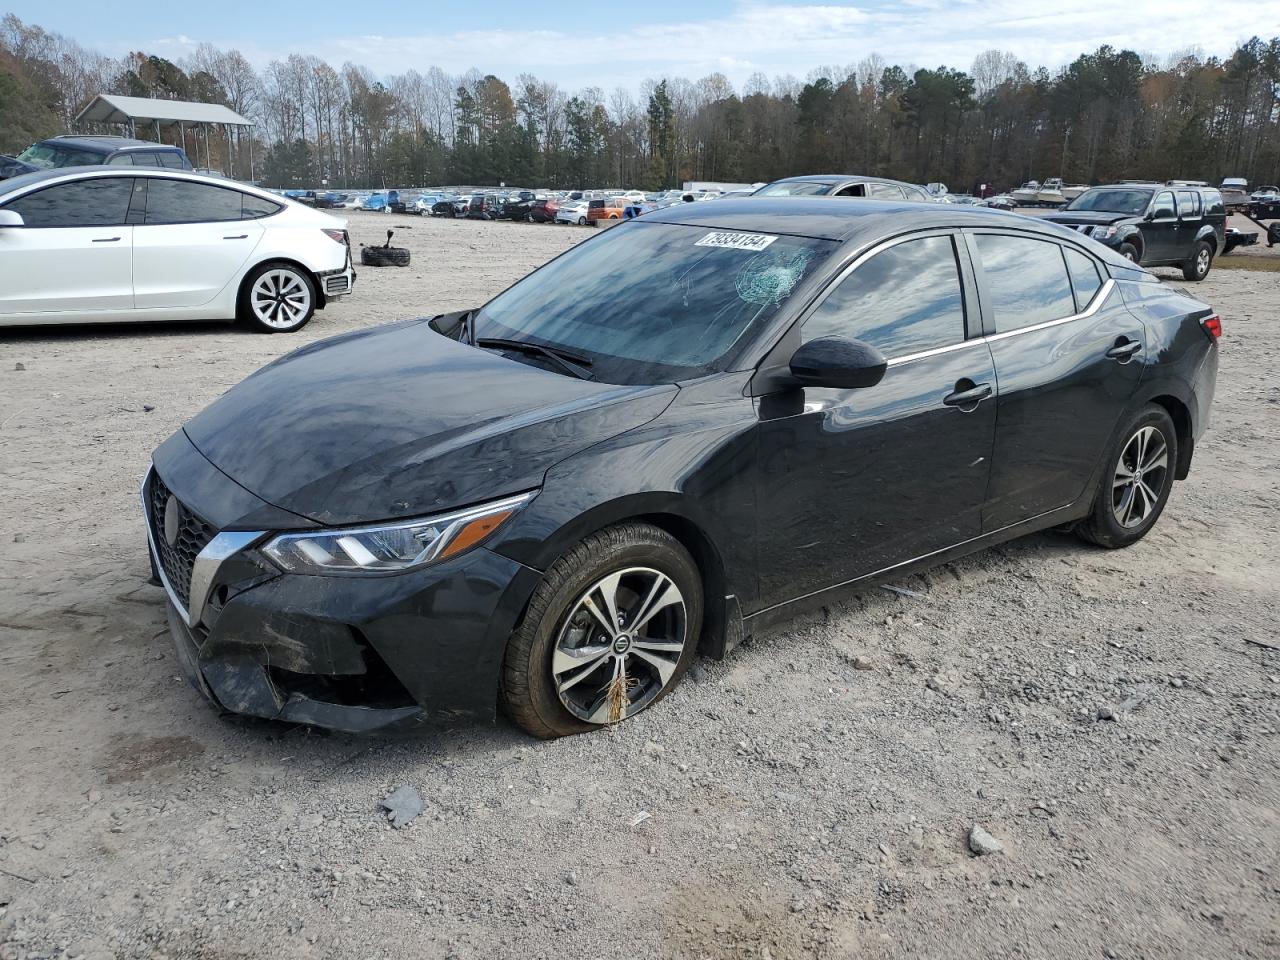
(643, 196, 1088, 243)
(43, 136, 181, 152)
(765, 174, 924, 190)
(0, 165, 279, 203)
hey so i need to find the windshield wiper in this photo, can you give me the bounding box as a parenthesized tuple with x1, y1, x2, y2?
(475, 337, 595, 381)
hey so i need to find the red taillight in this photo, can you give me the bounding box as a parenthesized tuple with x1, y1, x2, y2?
(1202, 314, 1222, 341)
(321, 228, 347, 246)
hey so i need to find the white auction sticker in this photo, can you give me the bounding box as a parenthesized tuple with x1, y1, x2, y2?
(695, 231, 778, 251)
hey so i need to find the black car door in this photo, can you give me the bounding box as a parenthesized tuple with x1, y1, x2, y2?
(970, 231, 1146, 530)
(754, 232, 997, 606)
(1144, 190, 1179, 262)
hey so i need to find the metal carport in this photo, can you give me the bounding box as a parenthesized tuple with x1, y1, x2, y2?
(74, 94, 256, 180)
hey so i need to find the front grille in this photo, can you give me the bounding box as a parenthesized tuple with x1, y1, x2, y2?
(149, 473, 215, 608)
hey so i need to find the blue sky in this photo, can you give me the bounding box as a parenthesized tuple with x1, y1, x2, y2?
(7, 0, 1265, 91)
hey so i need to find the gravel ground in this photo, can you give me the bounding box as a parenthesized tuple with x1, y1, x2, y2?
(1, 210, 1277, 960)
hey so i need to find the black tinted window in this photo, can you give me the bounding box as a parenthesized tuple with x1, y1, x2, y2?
(3, 177, 134, 227)
(145, 179, 244, 223)
(804, 235, 966, 356)
(241, 194, 282, 219)
(1064, 248, 1102, 311)
(1204, 191, 1225, 216)
(106, 154, 135, 166)
(1176, 191, 1200, 217)
(1152, 192, 1175, 218)
(127, 152, 161, 167)
(975, 235, 1075, 332)
(157, 152, 186, 169)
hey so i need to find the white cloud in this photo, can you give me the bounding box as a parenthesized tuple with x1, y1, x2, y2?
(142, 0, 1276, 92)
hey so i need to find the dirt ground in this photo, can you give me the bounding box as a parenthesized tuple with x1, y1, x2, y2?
(1, 209, 1277, 960)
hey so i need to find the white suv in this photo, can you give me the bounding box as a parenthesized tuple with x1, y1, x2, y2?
(0, 168, 356, 333)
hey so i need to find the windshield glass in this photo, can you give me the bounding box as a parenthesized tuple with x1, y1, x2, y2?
(473, 221, 836, 384)
(754, 181, 834, 197)
(16, 143, 104, 170)
(1065, 189, 1153, 215)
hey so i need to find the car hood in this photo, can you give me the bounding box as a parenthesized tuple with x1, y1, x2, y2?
(1046, 211, 1134, 228)
(182, 320, 677, 526)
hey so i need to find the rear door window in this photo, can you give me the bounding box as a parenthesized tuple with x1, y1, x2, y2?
(803, 235, 967, 356)
(157, 152, 187, 169)
(2, 176, 134, 227)
(144, 179, 245, 224)
(974, 234, 1076, 332)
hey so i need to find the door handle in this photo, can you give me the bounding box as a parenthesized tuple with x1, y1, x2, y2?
(92, 236, 122, 243)
(943, 381, 992, 408)
(1106, 338, 1142, 361)
(223, 234, 249, 240)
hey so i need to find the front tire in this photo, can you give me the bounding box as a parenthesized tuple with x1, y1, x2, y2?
(1182, 240, 1213, 281)
(238, 262, 317, 333)
(1076, 404, 1177, 548)
(1117, 242, 1139, 263)
(501, 523, 703, 739)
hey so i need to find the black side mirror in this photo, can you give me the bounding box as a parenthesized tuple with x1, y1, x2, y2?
(789, 337, 888, 390)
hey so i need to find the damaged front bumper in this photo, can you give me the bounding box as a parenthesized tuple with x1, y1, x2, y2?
(143, 460, 541, 733)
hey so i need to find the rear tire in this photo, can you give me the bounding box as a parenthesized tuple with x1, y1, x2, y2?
(1182, 240, 1213, 281)
(1076, 404, 1177, 548)
(237, 262, 317, 333)
(501, 523, 703, 739)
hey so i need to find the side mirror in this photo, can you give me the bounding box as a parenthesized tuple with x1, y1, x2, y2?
(0, 210, 25, 227)
(789, 337, 888, 390)
(1142, 210, 1155, 222)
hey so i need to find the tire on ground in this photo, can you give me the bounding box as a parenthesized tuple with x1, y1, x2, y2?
(360, 244, 411, 267)
(501, 522, 703, 739)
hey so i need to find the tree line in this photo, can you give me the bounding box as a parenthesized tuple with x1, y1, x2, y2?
(2, 14, 1278, 192)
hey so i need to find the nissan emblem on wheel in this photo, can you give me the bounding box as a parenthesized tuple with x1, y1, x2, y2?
(142, 198, 1220, 737)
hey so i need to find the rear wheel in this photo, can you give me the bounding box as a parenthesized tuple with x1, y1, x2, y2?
(577, 216, 586, 226)
(238, 262, 316, 333)
(1182, 240, 1213, 281)
(501, 523, 703, 739)
(1076, 404, 1177, 548)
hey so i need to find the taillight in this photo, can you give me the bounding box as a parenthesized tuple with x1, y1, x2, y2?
(321, 228, 347, 245)
(1201, 314, 1222, 341)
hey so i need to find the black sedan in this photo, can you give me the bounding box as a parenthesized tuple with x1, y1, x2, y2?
(144, 199, 1220, 737)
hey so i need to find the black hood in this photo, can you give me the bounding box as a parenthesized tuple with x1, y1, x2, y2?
(1045, 210, 1133, 228)
(182, 321, 676, 526)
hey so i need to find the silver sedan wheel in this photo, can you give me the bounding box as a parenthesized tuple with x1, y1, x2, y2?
(1112, 425, 1169, 528)
(552, 567, 687, 724)
(250, 269, 311, 329)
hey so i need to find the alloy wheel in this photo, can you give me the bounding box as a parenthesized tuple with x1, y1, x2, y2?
(250, 270, 311, 330)
(1196, 248, 1210, 276)
(1111, 425, 1169, 528)
(552, 567, 687, 724)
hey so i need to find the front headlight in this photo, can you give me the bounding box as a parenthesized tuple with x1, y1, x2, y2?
(1091, 225, 1118, 239)
(261, 491, 536, 575)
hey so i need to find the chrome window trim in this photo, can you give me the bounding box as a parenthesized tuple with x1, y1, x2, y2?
(884, 278, 1115, 364)
(983, 278, 1115, 343)
(140, 469, 265, 628)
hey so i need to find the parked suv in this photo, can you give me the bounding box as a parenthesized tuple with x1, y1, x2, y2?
(17, 136, 191, 170)
(1047, 183, 1226, 281)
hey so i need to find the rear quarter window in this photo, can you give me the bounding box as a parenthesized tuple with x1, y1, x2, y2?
(241, 194, 282, 219)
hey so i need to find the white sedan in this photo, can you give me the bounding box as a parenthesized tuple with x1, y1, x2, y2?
(0, 167, 356, 333)
(555, 201, 589, 225)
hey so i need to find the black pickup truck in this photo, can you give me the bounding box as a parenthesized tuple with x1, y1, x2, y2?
(1046, 183, 1226, 281)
